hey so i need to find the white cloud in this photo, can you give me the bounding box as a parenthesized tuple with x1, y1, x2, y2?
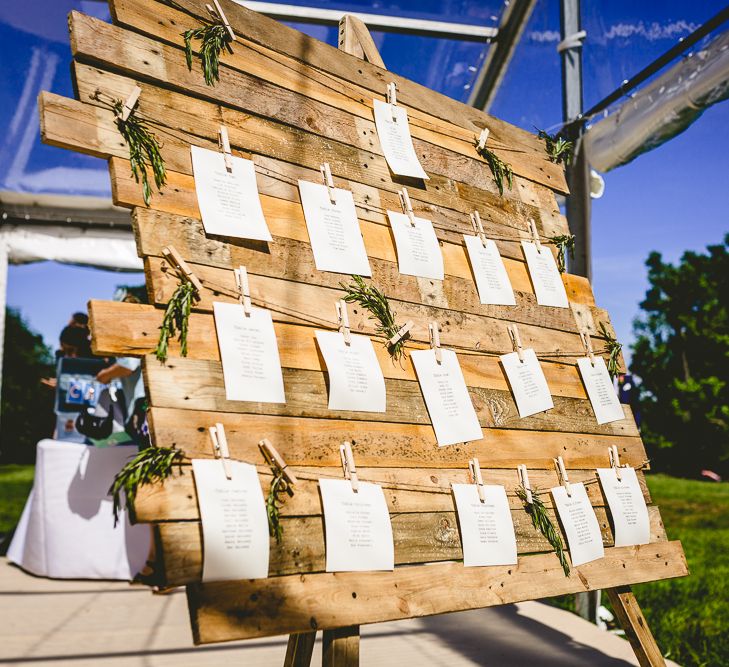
(528, 20, 698, 45)
(528, 30, 560, 43)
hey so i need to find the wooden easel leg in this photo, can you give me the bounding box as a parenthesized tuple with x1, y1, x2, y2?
(322, 625, 360, 667)
(606, 586, 666, 667)
(284, 631, 316, 667)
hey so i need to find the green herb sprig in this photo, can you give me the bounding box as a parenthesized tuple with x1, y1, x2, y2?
(475, 140, 513, 196)
(183, 20, 231, 86)
(156, 280, 196, 363)
(515, 485, 570, 577)
(536, 128, 574, 165)
(266, 472, 291, 544)
(598, 321, 623, 378)
(548, 234, 575, 273)
(109, 446, 183, 526)
(341, 275, 410, 361)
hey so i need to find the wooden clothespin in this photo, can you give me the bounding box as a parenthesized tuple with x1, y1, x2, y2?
(336, 299, 351, 345)
(469, 457, 486, 503)
(528, 219, 542, 253)
(508, 324, 524, 363)
(470, 210, 487, 247)
(429, 321, 442, 364)
(234, 265, 252, 316)
(554, 455, 572, 496)
(388, 319, 413, 347)
(340, 441, 359, 493)
(162, 245, 203, 294)
(398, 188, 416, 226)
(259, 438, 298, 486)
(477, 128, 490, 151)
(119, 85, 142, 122)
(517, 464, 533, 504)
(609, 445, 623, 482)
(218, 125, 233, 173)
(386, 81, 398, 121)
(206, 0, 236, 43)
(209, 422, 232, 480)
(320, 162, 336, 204)
(580, 330, 596, 365)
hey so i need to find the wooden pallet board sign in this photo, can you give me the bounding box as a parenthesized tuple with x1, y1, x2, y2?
(41, 1, 687, 664)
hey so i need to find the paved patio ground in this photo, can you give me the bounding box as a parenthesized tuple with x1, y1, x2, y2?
(0, 559, 678, 666)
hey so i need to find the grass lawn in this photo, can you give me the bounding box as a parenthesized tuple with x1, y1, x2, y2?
(0, 464, 34, 535)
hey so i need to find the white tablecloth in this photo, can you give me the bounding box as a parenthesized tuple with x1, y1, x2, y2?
(7, 440, 151, 580)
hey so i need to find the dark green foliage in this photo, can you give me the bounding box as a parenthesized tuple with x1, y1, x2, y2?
(536, 128, 574, 165)
(109, 446, 182, 526)
(515, 485, 570, 577)
(266, 472, 289, 544)
(183, 22, 230, 86)
(0, 309, 55, 464)
(631, 236, 729, 475)
(474, 141, 513, 196)
(341, 275, 410, 361)
(155, 281, 196, 363)
(548, 234, 575, 273)
(0, 464, 35, 536)
(598, 321, 622, 379)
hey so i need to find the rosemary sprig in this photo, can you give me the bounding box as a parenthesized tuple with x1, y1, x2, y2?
(183, 21, 230, 86)
(548, 234, 575, 273)
(341, 275, 410, 361)
(536, 128, 574, 166)
(109, 446, 182, 526)
(474, 140, 513, 196)
(598, 321, 623, 378)
(515, 485, 570, 577)
(155, 280, 196, 363)
(266, 472, 291, 544)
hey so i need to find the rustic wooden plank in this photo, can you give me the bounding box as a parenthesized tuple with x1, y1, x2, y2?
(153, 506, 667, 586)
(147, 407, 644, 468)
(142, 356, 638, 436)
(185, 542, 687, 643)
(284, 632, 317, 667)
(339, 14, 384, 69)
(322, 625, 359, 667)
(107, 0, 568, 193)
(132, 465, 652, 522)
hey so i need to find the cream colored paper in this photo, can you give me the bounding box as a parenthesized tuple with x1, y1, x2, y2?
(388, 210, 444, 280)
(373, 99, 429, 179)
(551, 482, 605, 567)
(597, 467, 651, 546)
(521, 241, 569, 308)
(577, 357, 624, 424)
(500, 349, 554, 417)
(464, 235, 516, 305)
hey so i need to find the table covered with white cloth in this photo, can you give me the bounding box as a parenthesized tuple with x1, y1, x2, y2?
(7, 439, 151, 580)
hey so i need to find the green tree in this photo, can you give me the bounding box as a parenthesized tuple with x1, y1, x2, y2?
(631, 235, 729, 476)
(0, 309, 55, 464)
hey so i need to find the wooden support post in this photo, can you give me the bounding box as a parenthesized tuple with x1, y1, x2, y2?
(284, 631, 317, 667)
(322, 625, 360, 667)
(606, 586, 666, 667)
(338, 15, 386, 69)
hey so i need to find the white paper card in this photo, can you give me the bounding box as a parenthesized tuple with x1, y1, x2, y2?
(297, 180, 371, 276)
(213, 302, 286, 403)
(597, 467, 651, 547)
(192, 459, 269, 582)
(373, 99, 429, 180)
(522, 241, 569, 308)
(577, 357, 624, 424)
(452, 483, 518, 567)
(319, 479, 394, 572)
(315, 331, 386, 412)
(190, 145, 272, 241)
(500, 349, 554, 417)
(388, 211, 444, 280)
(411, 348, 483, 446)
(551, 482, 605, 567)
(464, 235, 516, 305)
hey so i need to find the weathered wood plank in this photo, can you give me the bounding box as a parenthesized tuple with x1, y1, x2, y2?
(142, 356, 639, 436)
(147, 407, 645, 468)
(153, 506, 667, 586)
(185, 542, 687, 643)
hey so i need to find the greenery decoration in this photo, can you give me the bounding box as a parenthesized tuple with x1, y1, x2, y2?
(155, 280, 196, 363)
(341, 275, 410, 361)
(549, 234, 576, 273)
(599, 321, 623, 379)
(536, 128, 574, 165)
(183, 19, 231, 86)
(109, 446, 182, 526)
(265, 472, 291, 544)
(515, 485, 570, 577)
(474, 141, 513, 196)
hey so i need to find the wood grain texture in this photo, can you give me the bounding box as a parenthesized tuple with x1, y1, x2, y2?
(185, 542, 687, 643)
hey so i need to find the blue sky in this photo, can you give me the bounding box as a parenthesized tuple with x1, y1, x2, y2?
(3, 0, 728, 362)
